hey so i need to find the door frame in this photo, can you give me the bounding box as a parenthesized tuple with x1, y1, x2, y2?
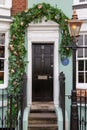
(27, 20, 59, 107)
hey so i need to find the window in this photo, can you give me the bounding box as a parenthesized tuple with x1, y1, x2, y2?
(0, 32, 8, 88)
(0, 33, 5, 84)
(77, 34, 87, 89)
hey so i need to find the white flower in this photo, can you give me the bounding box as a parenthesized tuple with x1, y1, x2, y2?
(38, 4, 43, 9)
(24, 9, 28, 13)
(20, 22, 24, 26)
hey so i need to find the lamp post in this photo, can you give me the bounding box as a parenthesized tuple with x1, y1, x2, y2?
(67, 10, 82, 130)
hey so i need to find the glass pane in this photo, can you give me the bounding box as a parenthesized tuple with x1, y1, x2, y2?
(86, 60, 87, 71)
(0, 59, 4, 71)
(78, 35, 83, 46)
(85, 35, 87, 45)
(0, 72, 4, 84)
(78, 48, 83, 57)
(85, 48, 87, 57)
(0, 46, 5, 58)
(78, 60, 84, 71)
(86, 72, 87, 83)
(0, 33, 5, 45)
(78, 72, 84, 83)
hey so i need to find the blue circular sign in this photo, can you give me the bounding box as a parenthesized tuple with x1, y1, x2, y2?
(61, 57, 69, 66)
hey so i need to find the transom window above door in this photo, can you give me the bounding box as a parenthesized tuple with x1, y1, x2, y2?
(77, 34, 87, 89)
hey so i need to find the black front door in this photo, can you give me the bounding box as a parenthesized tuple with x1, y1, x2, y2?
(32, 43, 54, 101)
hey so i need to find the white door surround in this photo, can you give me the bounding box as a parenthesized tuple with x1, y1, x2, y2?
(27, 20, 59, 107)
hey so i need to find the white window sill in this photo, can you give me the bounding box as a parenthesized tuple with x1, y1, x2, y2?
(76, 83, 87, 89)
(0, 84, 7, 89)
(0, 18, 12, 22)
(0, 5, 11, 9)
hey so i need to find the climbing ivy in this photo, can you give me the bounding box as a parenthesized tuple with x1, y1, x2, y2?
(8, 2, 72, 93)
(8, 3, 72, 125)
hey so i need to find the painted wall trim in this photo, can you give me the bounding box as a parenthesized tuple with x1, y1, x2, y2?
(55, 107, 69, 130)
(23, 107, 30, 130)
(27, 20, 59, 106)
(0, 15, 11, 19)
(73, 4, 87, 9)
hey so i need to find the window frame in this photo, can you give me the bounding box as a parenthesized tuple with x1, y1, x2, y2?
(79, 0, 86, 2)
(0, 0, 12, 9)
(0, 31, 9, 89)
(79, 0, 87, 2)
(73, 0, 87, 5)
(0, 0, 5, 5)
(76, 33, 87, 89)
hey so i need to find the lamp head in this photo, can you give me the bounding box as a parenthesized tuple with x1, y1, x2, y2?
(68, 9, 82, 37)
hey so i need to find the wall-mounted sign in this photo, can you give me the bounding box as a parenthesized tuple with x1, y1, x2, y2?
(61, 57, 69, 66)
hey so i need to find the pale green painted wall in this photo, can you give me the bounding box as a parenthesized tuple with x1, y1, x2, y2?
(27, 0, 73, 130)
(28, 0, 72, 18)
(59, 57, 72, 130)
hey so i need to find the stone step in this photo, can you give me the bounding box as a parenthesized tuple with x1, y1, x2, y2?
(28, 128, 58, 130)
(28, 124, 58, 130)
(30, 109, 55, 113)
(29, 113, 57, 124)
(31, 102, 55, 112)
(29, 113, 57, 118)
(28, 102, 58, 130)
(29, 119, 57, 125)
(28, 127, 58, 130)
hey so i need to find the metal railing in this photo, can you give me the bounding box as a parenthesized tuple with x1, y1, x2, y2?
(77, 89, 87, 130)
(59, 72, 65, 130)
(0, 73, 27, 130)
(65, 89, 87, 130)
(59, 72, 87, 130)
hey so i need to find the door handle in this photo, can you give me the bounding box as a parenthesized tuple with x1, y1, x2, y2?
(48, 76, 53, 79)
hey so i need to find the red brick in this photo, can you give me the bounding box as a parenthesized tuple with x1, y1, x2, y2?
(11, 0, 27, 15)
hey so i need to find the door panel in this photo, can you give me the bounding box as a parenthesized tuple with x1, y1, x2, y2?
(32, 44, 53, 101)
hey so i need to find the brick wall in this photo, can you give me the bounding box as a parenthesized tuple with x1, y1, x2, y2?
(11, 0, 27, 15)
